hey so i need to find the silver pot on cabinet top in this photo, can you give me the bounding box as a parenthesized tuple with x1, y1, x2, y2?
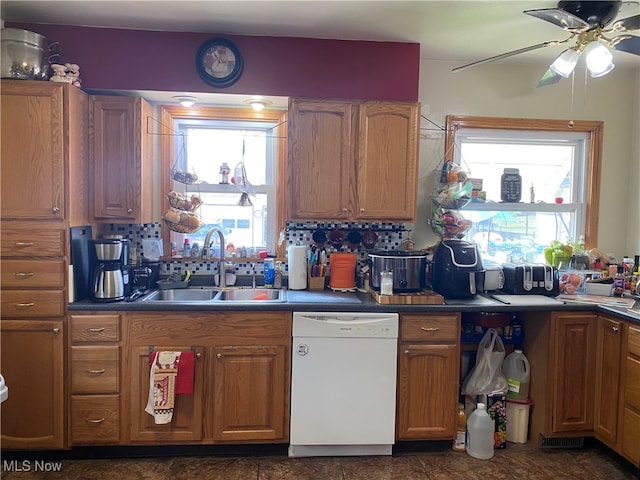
(1, 28, 55, 80)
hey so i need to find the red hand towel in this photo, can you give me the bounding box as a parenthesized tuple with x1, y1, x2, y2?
(175, 351, 195, 395)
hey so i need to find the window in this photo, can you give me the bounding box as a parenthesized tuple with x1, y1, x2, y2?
(444, 116, 603, 264)
(159, 105, 287, 258)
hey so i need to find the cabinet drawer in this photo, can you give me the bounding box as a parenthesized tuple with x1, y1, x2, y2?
(0, 225, 65, 257)
(70, 395, 120, 444)
(628, 326, 640, 357)
(71, 346, 119, 393)
(1, 259, 65, 287)
(1, 289, 65, 317)
(401, 314, 460, 342)
(71, 315, 120, 342)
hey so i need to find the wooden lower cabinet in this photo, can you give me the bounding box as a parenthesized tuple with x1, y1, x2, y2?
(621, 325, 640, 465)
(0, 320, 64, 450)
(593, 314, 623, 447)
(124, 311, 291, 445)
(522, 310, 597, 440)
(211, 344, 287, 441)
(396, 313, 460, 440)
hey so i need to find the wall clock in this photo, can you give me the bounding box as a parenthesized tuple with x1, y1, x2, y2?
(195, 38, 243, 88)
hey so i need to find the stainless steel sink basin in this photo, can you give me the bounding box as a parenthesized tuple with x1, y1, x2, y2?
(140, 287, 286, 303)
(214, 288, 286, 303)
(142, 288, 217, 302)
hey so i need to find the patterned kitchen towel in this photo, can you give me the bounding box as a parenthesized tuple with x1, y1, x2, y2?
(145, 351, 180, 424)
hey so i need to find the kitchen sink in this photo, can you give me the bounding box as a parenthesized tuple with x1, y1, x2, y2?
(214, 288, 286, 303)
(140, 287, 286, 303)
(142, 287, 218, 302)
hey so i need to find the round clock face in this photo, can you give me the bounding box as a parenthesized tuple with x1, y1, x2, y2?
(196, 38, 243, 87)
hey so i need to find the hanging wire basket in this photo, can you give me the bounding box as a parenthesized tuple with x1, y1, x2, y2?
(163, 208, 202, 234)
(167, 191, 203, 212)
(171, 134, 199, 184)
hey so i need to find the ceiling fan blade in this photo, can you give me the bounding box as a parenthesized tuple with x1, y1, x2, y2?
(610, 14, 640, 32)
(611, 35, 640, 56)
(524, 8, 591, 30)
(537, 68, 564, 88)
(452, 40, 569, 72)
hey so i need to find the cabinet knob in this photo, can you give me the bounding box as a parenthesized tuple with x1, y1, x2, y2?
(127, 208, 133, 214)
(52, 206, 60, 213)
(404, 349, 410, 355)
(216, 353, 222, 359)
(196, 352, 202, 359)
(341, 207, 348, 212)
(53, 328, 60, 334)
(612, 326, 620, 332)
(359, 208, 365, 213)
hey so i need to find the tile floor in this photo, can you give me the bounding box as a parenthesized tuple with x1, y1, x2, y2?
(1, 441, 637, 480)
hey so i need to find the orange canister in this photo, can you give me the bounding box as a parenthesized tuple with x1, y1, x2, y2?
(329, 253, 357, 290)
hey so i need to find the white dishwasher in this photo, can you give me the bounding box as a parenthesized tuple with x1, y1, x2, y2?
(289, 312, 398, 458)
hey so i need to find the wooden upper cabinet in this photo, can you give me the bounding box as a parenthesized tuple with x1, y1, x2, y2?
(1, 81, 88, 222)
(91, 96, 152, 223)
(288, 100, 353, 220)
(288, 98, 419, 222)
(356, 102, 419, 221)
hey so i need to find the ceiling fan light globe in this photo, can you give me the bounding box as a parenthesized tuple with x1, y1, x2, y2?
(585, 42, 615, 77)
(549, 49, 580, 78)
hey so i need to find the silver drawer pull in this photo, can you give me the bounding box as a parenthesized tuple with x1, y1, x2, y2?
(14, 241, 35, 247)
(15, 302, 35, 308)
(86, 418, 105, 424)
(14, 272, 34, 277)
(87, 327, 105, 333)
(86, 369, 106, 375)
(420, 327, 439, 332)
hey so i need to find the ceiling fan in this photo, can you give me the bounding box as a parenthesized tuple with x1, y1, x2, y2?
(453, 1, 640, 86)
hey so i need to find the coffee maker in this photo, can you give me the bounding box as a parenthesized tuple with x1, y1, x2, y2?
(92, 239, 129, 302)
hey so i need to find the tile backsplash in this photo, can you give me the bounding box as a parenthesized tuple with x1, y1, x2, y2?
(102, 221, 415, 276)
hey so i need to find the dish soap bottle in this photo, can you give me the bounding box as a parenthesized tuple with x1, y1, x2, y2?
(264, 258, 275, 288)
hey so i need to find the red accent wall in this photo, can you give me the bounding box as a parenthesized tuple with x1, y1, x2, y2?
(8, 23, 420, 101)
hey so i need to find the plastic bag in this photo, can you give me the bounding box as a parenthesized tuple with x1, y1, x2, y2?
(461, 328, 508, 395)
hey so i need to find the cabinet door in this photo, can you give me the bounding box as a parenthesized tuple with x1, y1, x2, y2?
(211, 345, 287, 442)
(594, 315, 622, 445)
(550, 312, 596, 433)
(288, 99, 353, 219)
(1, 82, 64, 219)
(396, 343, 458, 439)
(622, 325, 640, 465)
(129, 346, 204, 443)
(91, 96, 152, 222)
(355, 102, 419, 221)
(0, 320, 64, 450)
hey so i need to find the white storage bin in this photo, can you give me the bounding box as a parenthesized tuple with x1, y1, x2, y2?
(506, 399, 532, 443)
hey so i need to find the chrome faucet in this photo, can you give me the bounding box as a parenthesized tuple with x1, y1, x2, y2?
(202, 227, 228, 288)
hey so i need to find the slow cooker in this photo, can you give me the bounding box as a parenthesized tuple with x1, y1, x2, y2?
(368, 250, 427, 292)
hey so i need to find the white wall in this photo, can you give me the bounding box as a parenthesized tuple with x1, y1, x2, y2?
(415, 59, 640, 260)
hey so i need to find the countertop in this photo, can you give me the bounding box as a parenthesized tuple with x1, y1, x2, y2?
(68, 288, 640, 322)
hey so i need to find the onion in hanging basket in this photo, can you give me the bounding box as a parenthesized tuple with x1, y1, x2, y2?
(167, 191, 202, 212)
(163, 208, 202, 234)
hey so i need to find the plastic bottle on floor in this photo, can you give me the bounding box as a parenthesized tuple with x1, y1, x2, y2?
(466, 402, 494, 459)
(503, 349, 530, 400)
(452, 403, 467, 452)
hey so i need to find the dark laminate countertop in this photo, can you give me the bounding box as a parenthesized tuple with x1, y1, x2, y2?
(68, 289, 640, 323)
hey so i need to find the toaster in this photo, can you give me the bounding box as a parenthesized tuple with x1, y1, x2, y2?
(501, 263, 559, 296)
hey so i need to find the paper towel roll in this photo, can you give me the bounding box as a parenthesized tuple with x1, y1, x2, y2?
(287, 245, 308, 290)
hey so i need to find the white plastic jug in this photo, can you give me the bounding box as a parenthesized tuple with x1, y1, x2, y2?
(503, 349, 530, 400)
(466, 402, 494, 459)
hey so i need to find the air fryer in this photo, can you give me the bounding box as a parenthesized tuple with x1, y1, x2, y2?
(431, 240, 484, 299)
